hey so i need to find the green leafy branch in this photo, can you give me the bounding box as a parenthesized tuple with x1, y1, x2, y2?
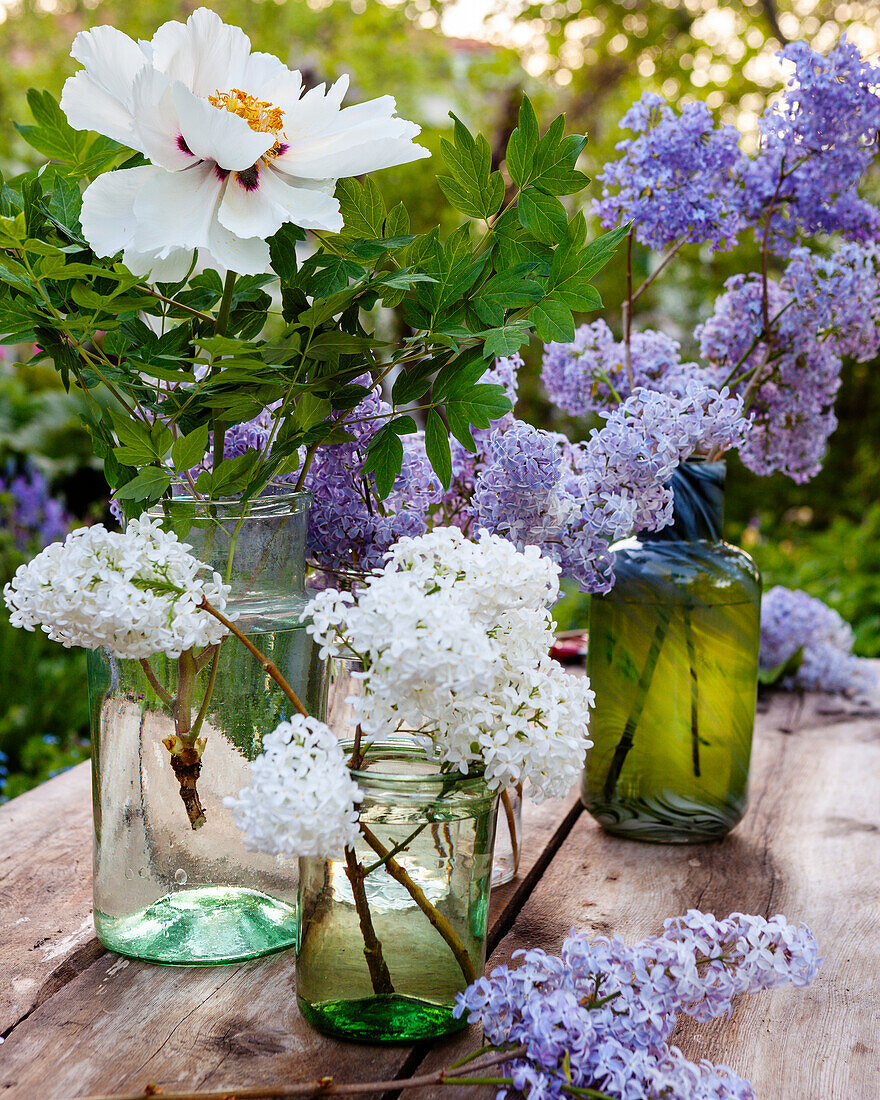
(0, 90, 626, 518)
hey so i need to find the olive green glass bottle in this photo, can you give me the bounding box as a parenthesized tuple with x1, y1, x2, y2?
(582, 461, 761, 842)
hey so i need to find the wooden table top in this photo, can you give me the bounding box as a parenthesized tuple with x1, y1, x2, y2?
(1, 688, 878, 1100)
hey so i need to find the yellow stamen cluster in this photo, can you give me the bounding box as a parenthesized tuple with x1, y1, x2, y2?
(208, 88, 284, 135)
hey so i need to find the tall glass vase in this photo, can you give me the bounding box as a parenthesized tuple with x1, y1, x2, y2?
(296, 740, 498, 1042)
(88, 489, 327, 964)
(582, 462, 761, 842)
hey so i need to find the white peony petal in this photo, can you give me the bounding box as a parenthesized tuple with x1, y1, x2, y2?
(282, 75, 349, 136)
(60, 71, 137, 147)
(256, 167, 343, 232)
(69, 25, 150, 106)
(131, 162, 224, 255)
(130, 68, 194, 172)
(278, 126, 429, 179)
(216, 166, 342, 239)
(122, 247, 195, 282)
(147, 7, 252, 96)
(172, 82, 275, 172)
(216, 165, 284, 240)
(238, 51, 300, 104)
(204, 217, 271, 276)
(80, 165, 160, 259)
(274, 86, 429, 179)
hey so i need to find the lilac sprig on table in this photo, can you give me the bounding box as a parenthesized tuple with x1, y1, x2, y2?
(760, 586, 877, 699)
(456, 910, 821, 1100)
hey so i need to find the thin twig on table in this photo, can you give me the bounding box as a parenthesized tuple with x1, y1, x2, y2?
(69, 1045, 530, 1100)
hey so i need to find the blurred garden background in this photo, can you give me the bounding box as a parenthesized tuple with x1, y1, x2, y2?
(1, 0, 878, 800)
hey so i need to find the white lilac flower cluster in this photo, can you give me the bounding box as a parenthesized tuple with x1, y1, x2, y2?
(760, 586, 877, 699)
(456, 909, 821, 1100)
(3, 516, 232, 659)
(304, 527, 594, 801)
(226, 714, 363, 858)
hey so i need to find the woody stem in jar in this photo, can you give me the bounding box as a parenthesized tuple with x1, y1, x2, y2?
(200, 598, 309, 717)
(153, 647, 209, 830)
(342, 846, 395, 996)
(358, 821, 478, 986)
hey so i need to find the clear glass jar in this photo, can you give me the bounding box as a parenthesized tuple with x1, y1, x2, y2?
(88, 489, 327, 964)
(323, 655, 519, 887)
(296, 740, 498, 1042)
(582, 462, 761, 842)
(492, 783, 522, 887)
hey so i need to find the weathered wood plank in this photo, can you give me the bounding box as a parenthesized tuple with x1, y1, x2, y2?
(0, 762, 102, 1036)
(0, 785, 579, 1099)
(413, 690, 880, 1099)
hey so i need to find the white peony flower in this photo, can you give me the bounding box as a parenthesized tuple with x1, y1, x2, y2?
(3, 515, 233, 659)
(226, 714, 363, 858)
(302, 527, 593, 801)
(61, 7, 429, 278)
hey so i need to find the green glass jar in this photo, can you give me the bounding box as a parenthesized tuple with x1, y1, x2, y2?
(296, 740, 498, 1042)
(582, 461, 761, 842)
(88, 489, 327, 964)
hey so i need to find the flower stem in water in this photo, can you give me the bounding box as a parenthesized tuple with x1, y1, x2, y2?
(601, 608, 672, 801)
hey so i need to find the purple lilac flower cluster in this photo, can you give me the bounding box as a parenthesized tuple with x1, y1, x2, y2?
(541, 320, 719, 417)
(303, 382, 443, 574)
(735, 38, 880, 252)
(760, 586, 877, 699)
(446, 353, 522, 523)
(472, 383, 748, 593)
(783, 242, 880, 363)
(594, 94, 743, 252)
(456, 909, 820, 1100)
(563, 38, 880, 489)
(694, 253, 872, 482)
(0, 465, 69, 552)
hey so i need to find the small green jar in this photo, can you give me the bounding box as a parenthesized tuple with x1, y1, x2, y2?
(296, 740, 498, 1042)
(582, 461, 761, 843)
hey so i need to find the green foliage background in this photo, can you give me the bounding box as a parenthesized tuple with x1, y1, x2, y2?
(0, 0, 878, 799)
